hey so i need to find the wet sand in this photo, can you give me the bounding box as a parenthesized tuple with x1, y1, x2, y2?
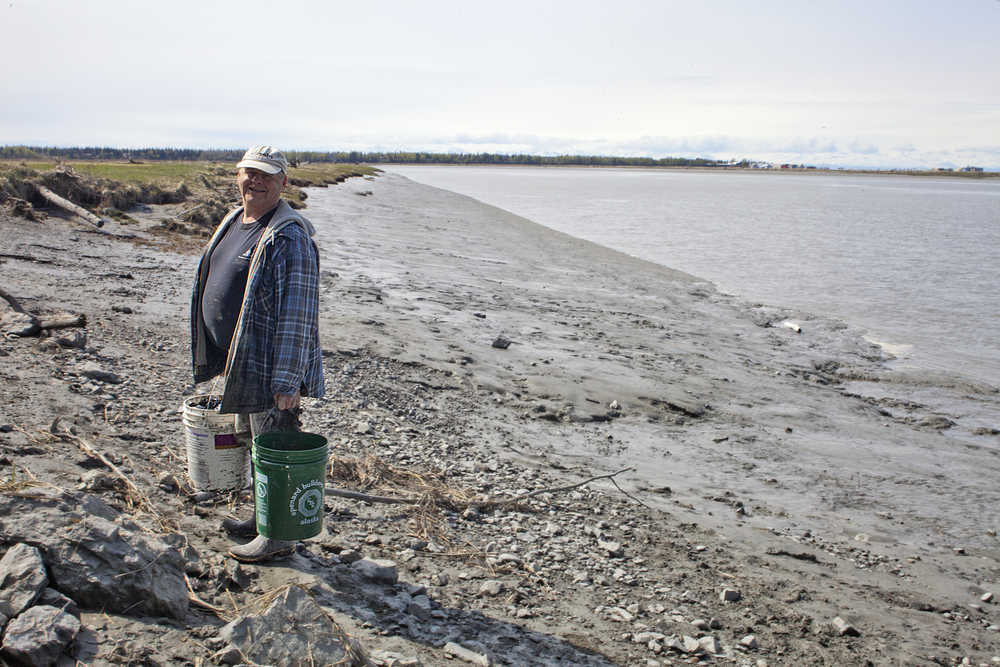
(315, 173, 1000, 554)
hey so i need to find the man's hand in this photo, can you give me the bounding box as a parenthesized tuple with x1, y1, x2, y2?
(274, 391, 300, 411)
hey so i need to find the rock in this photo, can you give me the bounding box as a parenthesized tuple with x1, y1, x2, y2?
(720, 588, 742, 602)
(1, 605, 80, 665)
(691, 618, 709, 631)
(598, 540, 624, 557)
(698, 636, 721, 654)
(0, 311, 40, 337)
(55, 331, 87, 349)
(607, 606, 634, 622)
(832, 616, 860, 636)
(491, 336, 511, 350)
(740, 634, 759, 649)
(663, 635, 685, 652)
(79, 470, 119, 492)
(0, 543, 48, 619)
(215, 585, 349, 666)
(156, 472, 180, 493)
(338, 548, 362, 564)
(444, 641, 492, 666)
(479, 580, 505, 597)
(36, 587, 79, 617)
(352, 558, 398, 584)
(371, 649, 424, 667)
(0, 495, 188, 618)
(495, 552, 521, 566)
(920, 416, 955, 430)
(354, 420, 374, 435)
(682, 635, 702, 653)
(633, 631, 666, 644)
(79, 361, 122, 384)
(407, 594, 433, 620)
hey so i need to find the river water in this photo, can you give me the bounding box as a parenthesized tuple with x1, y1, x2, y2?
(384, 165, 1000, 387)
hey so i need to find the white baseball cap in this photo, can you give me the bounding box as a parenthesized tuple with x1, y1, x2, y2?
(236, 145, 289, 174)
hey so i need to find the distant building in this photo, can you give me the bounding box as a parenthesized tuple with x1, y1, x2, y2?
(960, 166, 984, 172)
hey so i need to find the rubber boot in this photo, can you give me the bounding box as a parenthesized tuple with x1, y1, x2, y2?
(221, 514, 257, 538)
(225, 408, 300, 562)
(228, 535, 297, 563)
(222, 460, 258, 538)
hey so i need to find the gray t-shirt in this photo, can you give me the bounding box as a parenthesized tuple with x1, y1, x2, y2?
(201, 208, 275, 351)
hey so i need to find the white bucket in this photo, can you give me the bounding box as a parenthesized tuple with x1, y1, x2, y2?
(182, 394, 251, 491)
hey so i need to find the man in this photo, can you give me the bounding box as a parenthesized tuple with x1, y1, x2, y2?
(190, 145, 324, 562)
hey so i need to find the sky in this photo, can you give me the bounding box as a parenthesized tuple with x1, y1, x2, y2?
(2, 0, 998, 169)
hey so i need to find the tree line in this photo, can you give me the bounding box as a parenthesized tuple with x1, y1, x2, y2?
(0, 145, 728, 168)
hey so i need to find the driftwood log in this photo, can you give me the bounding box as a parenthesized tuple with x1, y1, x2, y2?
(0, 287, 26, 313)
(38, 313, 87, 330)
(37, 186, 106, 228)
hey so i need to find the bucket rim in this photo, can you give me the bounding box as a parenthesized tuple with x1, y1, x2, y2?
(253, 432, 328, 455)
(183, 393, 225, 411)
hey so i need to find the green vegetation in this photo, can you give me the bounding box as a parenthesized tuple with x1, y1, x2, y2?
(2, 145, 993, 177)
(0, 158, 377, 234)
(0, 145, 728, 168)
(70, 161, 209, 184)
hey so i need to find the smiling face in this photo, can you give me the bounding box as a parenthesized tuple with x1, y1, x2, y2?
(236, 167, 286, 216)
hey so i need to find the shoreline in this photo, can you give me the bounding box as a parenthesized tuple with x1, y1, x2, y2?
(375, 161, 1000, 179)
(311, 173, 1000, 548)
(1, 173, 998, 665)
(382, 164, 1000, 392)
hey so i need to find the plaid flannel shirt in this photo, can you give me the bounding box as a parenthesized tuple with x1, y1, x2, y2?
(191, 200, 324, 413)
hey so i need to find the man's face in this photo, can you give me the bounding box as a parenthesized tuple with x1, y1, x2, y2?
(236, 168, 285, 210)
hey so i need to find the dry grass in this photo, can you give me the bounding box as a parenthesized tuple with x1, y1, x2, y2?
(329, 453, 477, 543)
(0, 464, 51, 496)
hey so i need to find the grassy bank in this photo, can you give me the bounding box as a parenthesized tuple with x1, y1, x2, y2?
(0, 159, 378, 233)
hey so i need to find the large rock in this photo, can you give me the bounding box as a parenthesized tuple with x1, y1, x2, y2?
(37, 588, 79, 618)
(0, 605, 80, 666)
(352, 558, 398, 584)
(0, 494, 188, 619)
(0, 543, 48, 620)
(214, 585, 351, 666)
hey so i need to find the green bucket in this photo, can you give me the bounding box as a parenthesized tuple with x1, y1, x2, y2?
(252, 432, 329, 541)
